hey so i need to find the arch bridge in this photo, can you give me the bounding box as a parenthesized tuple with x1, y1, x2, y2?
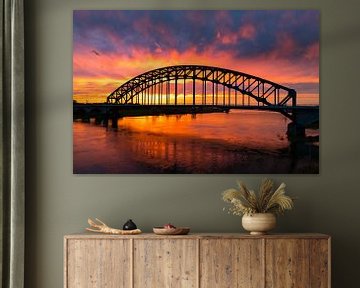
(106, 65, 297, 110)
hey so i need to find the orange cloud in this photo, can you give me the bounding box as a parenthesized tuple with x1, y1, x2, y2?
(73, 44, 318, 104)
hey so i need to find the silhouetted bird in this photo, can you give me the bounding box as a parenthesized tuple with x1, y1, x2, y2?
(91, 50, 101, 56)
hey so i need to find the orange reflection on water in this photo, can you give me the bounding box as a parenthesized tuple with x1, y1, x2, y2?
(72, 110, 319, 174)
(119, 110, 290, 150)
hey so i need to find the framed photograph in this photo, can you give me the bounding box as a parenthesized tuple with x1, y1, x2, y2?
(73, 10, 319, 174)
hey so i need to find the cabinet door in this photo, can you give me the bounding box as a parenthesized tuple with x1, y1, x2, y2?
(200, 239, 264, 288)
(266, 239, 310, 288)
(134, 239, 198, 288)
(309, 239, 330, 288)
(66, 239, 131, 288)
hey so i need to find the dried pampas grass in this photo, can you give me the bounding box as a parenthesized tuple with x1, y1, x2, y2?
(222, 179, 294, 216)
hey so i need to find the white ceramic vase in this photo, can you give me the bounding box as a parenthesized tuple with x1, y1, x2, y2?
(242, 213, 276, 235)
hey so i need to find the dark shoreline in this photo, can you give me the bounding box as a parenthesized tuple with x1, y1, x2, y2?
(73, 104, 230, 121)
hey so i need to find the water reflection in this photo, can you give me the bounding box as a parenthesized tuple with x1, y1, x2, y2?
(73, 110, 319, 174)
(119, 110, 290, 150)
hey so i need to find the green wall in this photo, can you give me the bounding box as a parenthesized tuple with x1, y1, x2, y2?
(25, 0, 360, 287)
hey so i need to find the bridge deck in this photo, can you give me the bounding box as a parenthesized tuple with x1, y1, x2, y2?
(74, 103, 318, 111)
(74, 103, 318, 127)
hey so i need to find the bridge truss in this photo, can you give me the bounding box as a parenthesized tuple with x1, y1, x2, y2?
(106, 65, 296, 108)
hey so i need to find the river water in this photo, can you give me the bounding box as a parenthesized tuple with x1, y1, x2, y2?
(73, 110, 319, 174)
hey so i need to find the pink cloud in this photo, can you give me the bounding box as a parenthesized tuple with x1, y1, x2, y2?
(216, 23, 256, 45)
(239, 24, 256, 40)
(304, 42, 319, 61)
(274, 32, 297, 58)
(133, 16, 152, 36)
(217, 31, 238, 45)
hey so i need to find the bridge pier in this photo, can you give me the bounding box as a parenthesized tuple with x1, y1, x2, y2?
(287, 122, 305, 140)
(111, 110, 119, 128)
(95, 114, 103, 125)
(103, 115, 109, 127)
(111, 117, 118, 128)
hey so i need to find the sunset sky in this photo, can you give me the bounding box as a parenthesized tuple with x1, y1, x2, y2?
(73, 10, 319, 104)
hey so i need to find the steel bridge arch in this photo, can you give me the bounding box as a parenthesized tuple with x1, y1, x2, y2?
(106, 65, 296, 107)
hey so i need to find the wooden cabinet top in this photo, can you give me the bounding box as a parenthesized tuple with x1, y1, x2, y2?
(64, 232, 330, 240)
